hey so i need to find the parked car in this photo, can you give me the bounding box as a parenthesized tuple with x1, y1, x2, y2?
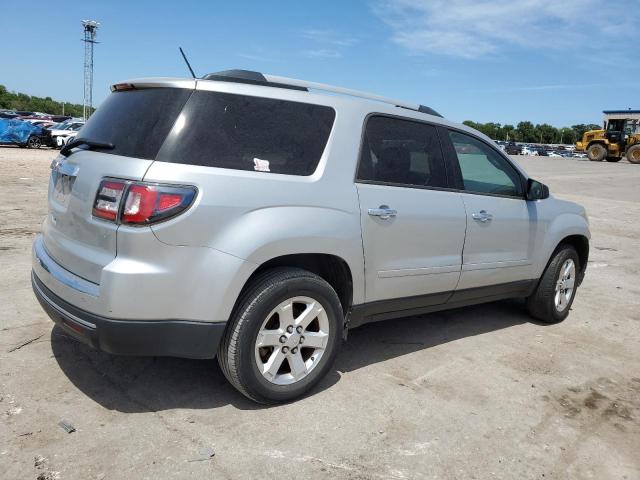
(0, 110, 20, 119)
(521, 146, 538, 156)
(32, 70, 590, 403)
(48, 121, 85, 148)
(547, 151, 562, 157)
(533, 147, 548, 156)
(0, 118, 53, 148)
(504, 142, 521, 155)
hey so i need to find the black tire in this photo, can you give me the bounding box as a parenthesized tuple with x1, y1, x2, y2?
(527, 245, 580, 323)
(586, 143, 607, 161)
(606, 156, 621, 162)
(626, 145, 640, 164)
(27, 136, 41, 149)
(218, 267, 343, 404)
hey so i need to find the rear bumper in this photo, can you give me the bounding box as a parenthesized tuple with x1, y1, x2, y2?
(32, 272, 226, 359)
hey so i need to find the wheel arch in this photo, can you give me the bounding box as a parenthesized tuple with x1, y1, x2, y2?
(556, 234, 589, 283)
(586, 140, 607, 150)
(537, 234, 589, 290)
(233, 253, 354, 319)
(533, 207, 590, 286)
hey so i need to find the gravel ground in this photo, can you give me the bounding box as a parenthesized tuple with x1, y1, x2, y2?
(1, 146, 639, 480)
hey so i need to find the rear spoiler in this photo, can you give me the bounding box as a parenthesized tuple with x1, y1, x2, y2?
(110, 78, 197, 92)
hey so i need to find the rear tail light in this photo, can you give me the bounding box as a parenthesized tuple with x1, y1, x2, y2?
(93, 181, 125, 220)
(92, 179, 196, 225)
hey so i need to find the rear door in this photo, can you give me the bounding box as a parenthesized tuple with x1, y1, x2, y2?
(356, 115, 467, 308)
(42, 86, 192, 283)
(441, 129, 534, 291)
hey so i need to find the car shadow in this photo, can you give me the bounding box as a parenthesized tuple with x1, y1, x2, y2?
(50, 299, 535, 412)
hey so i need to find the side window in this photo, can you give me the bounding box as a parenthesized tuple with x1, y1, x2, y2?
(448, 130, 522, 197)
(156, 91, 336, 175)
(357, 116, 447, 188)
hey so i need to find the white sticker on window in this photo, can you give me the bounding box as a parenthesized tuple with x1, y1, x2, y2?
(253, 158, 271, 172)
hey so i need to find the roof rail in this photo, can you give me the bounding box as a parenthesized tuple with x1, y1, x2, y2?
(201, 70, 442, 117)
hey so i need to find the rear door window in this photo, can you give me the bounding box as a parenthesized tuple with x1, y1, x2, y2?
(356, 115, 448, 188)
(79, 88, 192, 160)
(157, 91, 336, 176)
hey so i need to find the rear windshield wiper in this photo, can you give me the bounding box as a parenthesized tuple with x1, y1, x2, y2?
(61, 137, 115, 157)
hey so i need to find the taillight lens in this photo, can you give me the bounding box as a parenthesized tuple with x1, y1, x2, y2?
(93, 180, 125, 220)
(122, 184, 157, 224)
(92, 179, 196, 225)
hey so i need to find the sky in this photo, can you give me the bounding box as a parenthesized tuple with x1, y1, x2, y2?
(2, 0, 639, 127)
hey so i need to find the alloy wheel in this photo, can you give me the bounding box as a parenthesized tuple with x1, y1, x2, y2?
(554, 259, 576, 312)
(254, 296, 330, 385)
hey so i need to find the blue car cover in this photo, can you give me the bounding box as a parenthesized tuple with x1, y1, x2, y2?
(0, 119, 44, 144)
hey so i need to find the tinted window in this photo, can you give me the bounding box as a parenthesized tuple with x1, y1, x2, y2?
(448, 131, 522, 197)
(357, 116, 447, 188)
(80, 88, 192, 160)
(157, 91, 335, 176)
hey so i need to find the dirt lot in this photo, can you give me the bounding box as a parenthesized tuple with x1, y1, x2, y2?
(1, 147, 639, 480)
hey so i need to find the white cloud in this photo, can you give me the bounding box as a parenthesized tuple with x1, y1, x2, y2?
(374, 0, 639, 59)
(298, 28, 360, 59)
(300, 29, 359, 47)
(303, 49, 343, 58)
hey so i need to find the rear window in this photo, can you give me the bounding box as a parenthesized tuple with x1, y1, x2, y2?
(80, 88, 192, 160)
(156, 91, 336, 176)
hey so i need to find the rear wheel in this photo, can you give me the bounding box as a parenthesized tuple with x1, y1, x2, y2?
(627, 145, 640, 164)
(587, 143, 606, 161)
(218, 267, 343, 404)
(26, 136, 41, 149)
(527, 245, 580, 323)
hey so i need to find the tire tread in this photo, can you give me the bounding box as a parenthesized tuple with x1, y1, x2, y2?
(527, 245, 579, 323)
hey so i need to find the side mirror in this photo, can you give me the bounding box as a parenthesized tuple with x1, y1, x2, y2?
(526, 178, 549, 201)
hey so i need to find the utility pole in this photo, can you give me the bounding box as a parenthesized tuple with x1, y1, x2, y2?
(82, 20, 100, 121)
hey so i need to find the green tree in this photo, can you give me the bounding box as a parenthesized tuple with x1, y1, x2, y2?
(559, 127, 576, 144)
(516, 121, 536, 142)
(0, 84, 85, 117)
(503, 124, 515, 141)
(448, 119, 601, 145)
(535, 123, 558, 144)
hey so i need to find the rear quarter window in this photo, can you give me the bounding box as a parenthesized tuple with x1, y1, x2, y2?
(157, 91, 336, 176)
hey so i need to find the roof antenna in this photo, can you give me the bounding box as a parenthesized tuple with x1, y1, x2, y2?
(179, 47, 197, 78)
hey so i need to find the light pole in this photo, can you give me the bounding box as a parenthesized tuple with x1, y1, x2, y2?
(82, 20, 100, 121)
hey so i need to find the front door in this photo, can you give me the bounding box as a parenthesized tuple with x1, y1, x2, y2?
(355, 115, 467, 307)
(442, 129, 535, 291)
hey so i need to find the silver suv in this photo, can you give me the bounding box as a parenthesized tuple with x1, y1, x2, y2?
(32, 70, 590, 403)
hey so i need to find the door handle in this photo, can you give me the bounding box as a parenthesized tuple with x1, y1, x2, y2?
(368, 205, 397, 220)
(472, 210, 493, 222)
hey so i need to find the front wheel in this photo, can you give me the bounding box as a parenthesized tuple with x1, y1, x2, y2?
(586, 144, 607, 161)
(627, 145, 640, 164)
(218, 268, 343, 404)
(27, 135, 42, 149)
(527, 245, 580, 323)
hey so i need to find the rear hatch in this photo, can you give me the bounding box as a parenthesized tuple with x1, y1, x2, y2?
(43, 83, 194, 284)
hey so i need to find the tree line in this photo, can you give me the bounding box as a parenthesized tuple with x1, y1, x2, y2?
(462, 120, 601, 145)
(0, 84, 89, 118)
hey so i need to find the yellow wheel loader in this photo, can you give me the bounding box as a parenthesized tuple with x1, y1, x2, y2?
(576, 110, 640, 163)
